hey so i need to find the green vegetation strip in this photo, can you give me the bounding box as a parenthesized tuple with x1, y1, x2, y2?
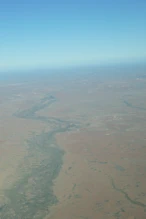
(0, 131, 64, 219)
(123, 100, 146, 111)
(14, 95, 57, 119)
(0, 93, 80, 219)
(109, 176, 146, 208)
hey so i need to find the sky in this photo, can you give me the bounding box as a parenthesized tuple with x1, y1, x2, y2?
(0, 0, 146, 71)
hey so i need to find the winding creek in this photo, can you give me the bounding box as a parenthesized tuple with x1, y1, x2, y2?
(0, 94, 80, 219)
(109, 176, 146, 209)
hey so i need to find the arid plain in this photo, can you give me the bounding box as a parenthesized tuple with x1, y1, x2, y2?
(0, 66, 146, 219)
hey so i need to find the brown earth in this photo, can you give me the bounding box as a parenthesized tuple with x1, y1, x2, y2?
(0, 70, 146, 219)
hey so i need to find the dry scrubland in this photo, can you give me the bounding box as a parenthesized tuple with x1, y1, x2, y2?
(0, 69, 146, 219)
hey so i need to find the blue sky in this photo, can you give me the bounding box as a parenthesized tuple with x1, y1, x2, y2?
(0, 0, 146, 71)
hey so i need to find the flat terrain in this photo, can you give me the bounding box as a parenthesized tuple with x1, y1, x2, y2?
(0, 66, 146, 219)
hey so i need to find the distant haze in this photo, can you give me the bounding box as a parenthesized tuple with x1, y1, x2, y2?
(1, 62, 146, 82)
